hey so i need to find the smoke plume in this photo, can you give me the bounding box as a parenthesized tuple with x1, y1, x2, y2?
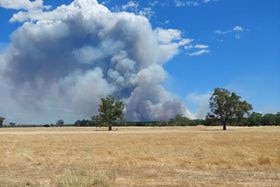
(0, 0, 192, 123)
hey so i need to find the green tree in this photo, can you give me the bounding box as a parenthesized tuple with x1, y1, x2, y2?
(91, 115, 100, 128)
(205, 112, 221, 126)
(234, 100, 254, 124)
(248, 112, 263, 126)
(74, 119, 92, 126)
(56, 119, 64, 126)
(95, 96, 125, 131)
(0, 116, 5, 127)
(262, 113, 277, 126)
(9, 122, 16, 127)
(209, 88, 252, 130)
(169, 115, 190, 126)
(276, 112, 280, 126)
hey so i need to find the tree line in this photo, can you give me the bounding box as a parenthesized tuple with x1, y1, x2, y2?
(74, 88, 280, 130)
(169, 88, 280, 128)
(1, 88, 279, 130)
(73, 112, 280, 128)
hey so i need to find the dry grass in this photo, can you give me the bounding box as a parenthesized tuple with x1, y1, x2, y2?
(0, 126, 280, 186)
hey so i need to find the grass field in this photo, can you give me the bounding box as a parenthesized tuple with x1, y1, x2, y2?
(0, 126, 280, 187)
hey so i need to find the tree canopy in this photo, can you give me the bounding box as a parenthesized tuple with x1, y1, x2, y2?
(0, 116, 5, 127)
(93, 96, 125, 131)
(208, 88, 252, 130)
(56, 120, 64, 126)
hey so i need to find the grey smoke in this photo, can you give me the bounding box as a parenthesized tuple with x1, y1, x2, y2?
(0, 0, 193, 123)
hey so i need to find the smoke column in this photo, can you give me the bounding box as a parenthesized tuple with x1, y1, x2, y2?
(0, 0, 192, 123)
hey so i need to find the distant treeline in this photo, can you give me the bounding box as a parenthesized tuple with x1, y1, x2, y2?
(1, 112, 280, 128)
(165, 112, 280, 127)
(73, 112, 280, 127)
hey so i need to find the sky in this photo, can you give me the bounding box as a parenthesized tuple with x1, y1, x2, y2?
(0, 0, 279, 124)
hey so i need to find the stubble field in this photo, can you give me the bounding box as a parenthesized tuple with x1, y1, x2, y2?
(0, 126, 280, 187)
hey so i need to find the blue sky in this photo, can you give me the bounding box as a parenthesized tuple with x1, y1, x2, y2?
(102, 0, 280, 114)
(0, 0, 279, 122)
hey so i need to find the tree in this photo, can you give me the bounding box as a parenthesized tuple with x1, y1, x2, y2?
(74, 119, 92, 126)
(205, 113, 220, 126)
(56, 119, 64, 126)
(248, 112, 263, 126)
(262, 113, 277, 126)
(91, 115, 100, 128)
(209, 88, 252, 130)
(276, 113, 280, 126)
(234, 100, 253, 124)
(0, 117, 5, 127)
(95, 95, 124, 131)
(9, 122, 16, 127)
(169, 115, 190, 126)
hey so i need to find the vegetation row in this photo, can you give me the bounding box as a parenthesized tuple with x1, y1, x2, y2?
(1, 88, 279, 130)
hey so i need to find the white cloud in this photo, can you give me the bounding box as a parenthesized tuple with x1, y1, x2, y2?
(233, 26, 244, 39)
(155, 28, 194, 62)
(122, 1, 139, 10)
(215, 25, 248, 40)
(148, 1, 159, 7)
(188, 49, 210, 56)
(112, 0, 155, 18)
(174, 0, 185, 7)
(101, 0, 111, 5)
(184, 44, 193, 49)
(174, 0, 218, 7)
(214, 29, 231, 35)
(163, 20, 170, 24)
(194, 44, 209, 49)
(175, 0, 199, 7)
(233, 26, 244, 32)
(182, 42, 210, 57)
(138, 7, 154, 18)
(0, 0, 44, 10)
(179, 38, 193, 46)
(155, 28, 182, 44)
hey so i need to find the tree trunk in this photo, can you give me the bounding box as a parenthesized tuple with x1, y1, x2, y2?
(108, 125, 112, 131)
(223, 120, 227, 130)
(223, 123, 227, 130)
